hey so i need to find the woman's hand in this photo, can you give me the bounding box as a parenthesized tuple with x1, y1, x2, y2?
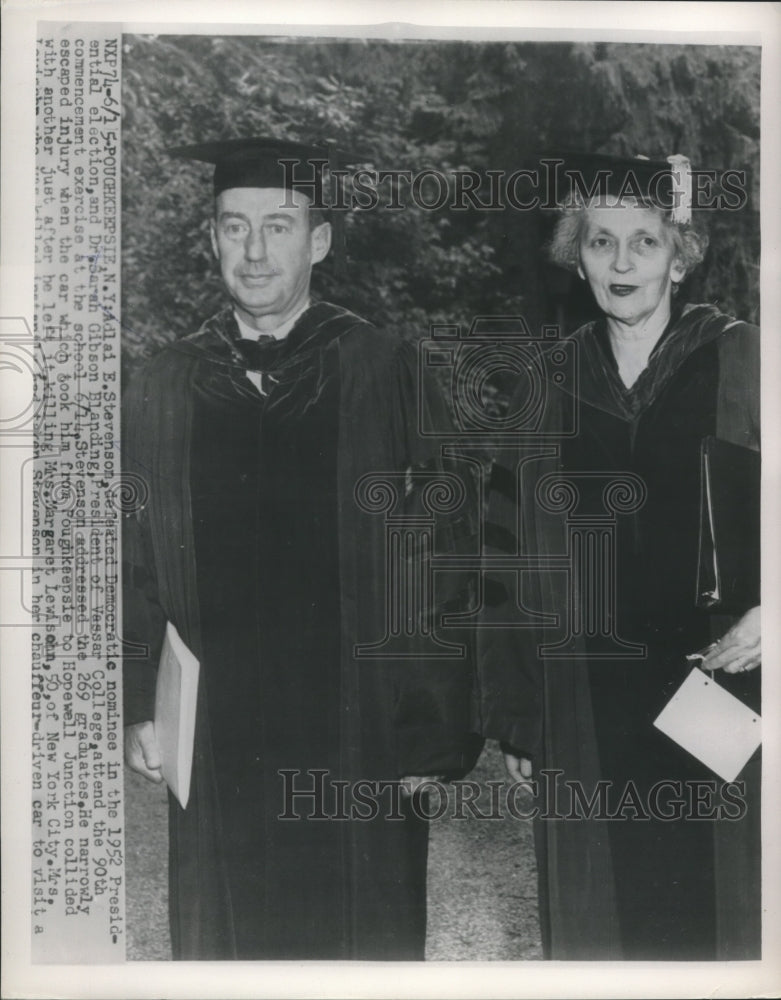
(701, 606, 761, 674)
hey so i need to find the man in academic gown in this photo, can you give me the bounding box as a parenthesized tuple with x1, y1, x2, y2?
(122, 138, 481, 960)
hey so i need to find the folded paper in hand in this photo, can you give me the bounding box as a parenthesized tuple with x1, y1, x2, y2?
(653, 667, 760, 783)
(155, 621, 199, 808)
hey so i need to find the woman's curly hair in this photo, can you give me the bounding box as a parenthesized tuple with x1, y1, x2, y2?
(547, 199, 710, 275)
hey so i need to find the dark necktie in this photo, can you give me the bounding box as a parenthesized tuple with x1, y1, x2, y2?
(235, 335, 275, 371)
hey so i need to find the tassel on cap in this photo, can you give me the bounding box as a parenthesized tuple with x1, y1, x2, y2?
(667, 154, 692, 225)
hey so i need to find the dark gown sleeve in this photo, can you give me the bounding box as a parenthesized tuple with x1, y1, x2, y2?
(473, 365, 569, 761)
(121, 374, 167, 726)
(474, 442, 547, 760)
(122, 508, 166, 725)
(386, 340, 483, 778)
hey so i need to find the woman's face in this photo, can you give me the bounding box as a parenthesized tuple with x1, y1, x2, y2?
(578, 202, 686, 328)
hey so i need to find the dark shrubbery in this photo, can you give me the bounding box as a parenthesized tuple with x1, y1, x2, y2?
(122, 36, 760, 378)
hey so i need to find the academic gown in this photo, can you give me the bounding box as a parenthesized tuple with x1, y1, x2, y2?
(122, 301, 482, 960)
(477, 303, 760, 960)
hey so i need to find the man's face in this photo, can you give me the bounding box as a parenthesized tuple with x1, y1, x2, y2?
(210, 187, 331, 331)
(577, 202, 685, 328)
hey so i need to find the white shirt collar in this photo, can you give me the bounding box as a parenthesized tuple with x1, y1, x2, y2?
(234, 300, 310, 342)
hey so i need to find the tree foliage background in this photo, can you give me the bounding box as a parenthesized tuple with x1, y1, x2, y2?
(122, 36, 760, 376)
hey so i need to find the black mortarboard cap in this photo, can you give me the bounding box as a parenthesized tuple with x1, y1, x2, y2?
(167, 137, 349, 203)
(169, 137, 355, 273)
(541, 152, 693, 223)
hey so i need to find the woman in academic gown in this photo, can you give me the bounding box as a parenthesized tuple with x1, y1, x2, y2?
(478, 155, 760, 960)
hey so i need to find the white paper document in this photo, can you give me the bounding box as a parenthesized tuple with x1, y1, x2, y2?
(653, 667, 761, 783)
(154, 621, 200, 808)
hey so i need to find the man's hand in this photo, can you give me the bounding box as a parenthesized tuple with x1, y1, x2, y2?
(400, 775, 444, 798)
(701, 606, 761, 674)
(503, 752, 533, 787)
(124, 721, 164, 783)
